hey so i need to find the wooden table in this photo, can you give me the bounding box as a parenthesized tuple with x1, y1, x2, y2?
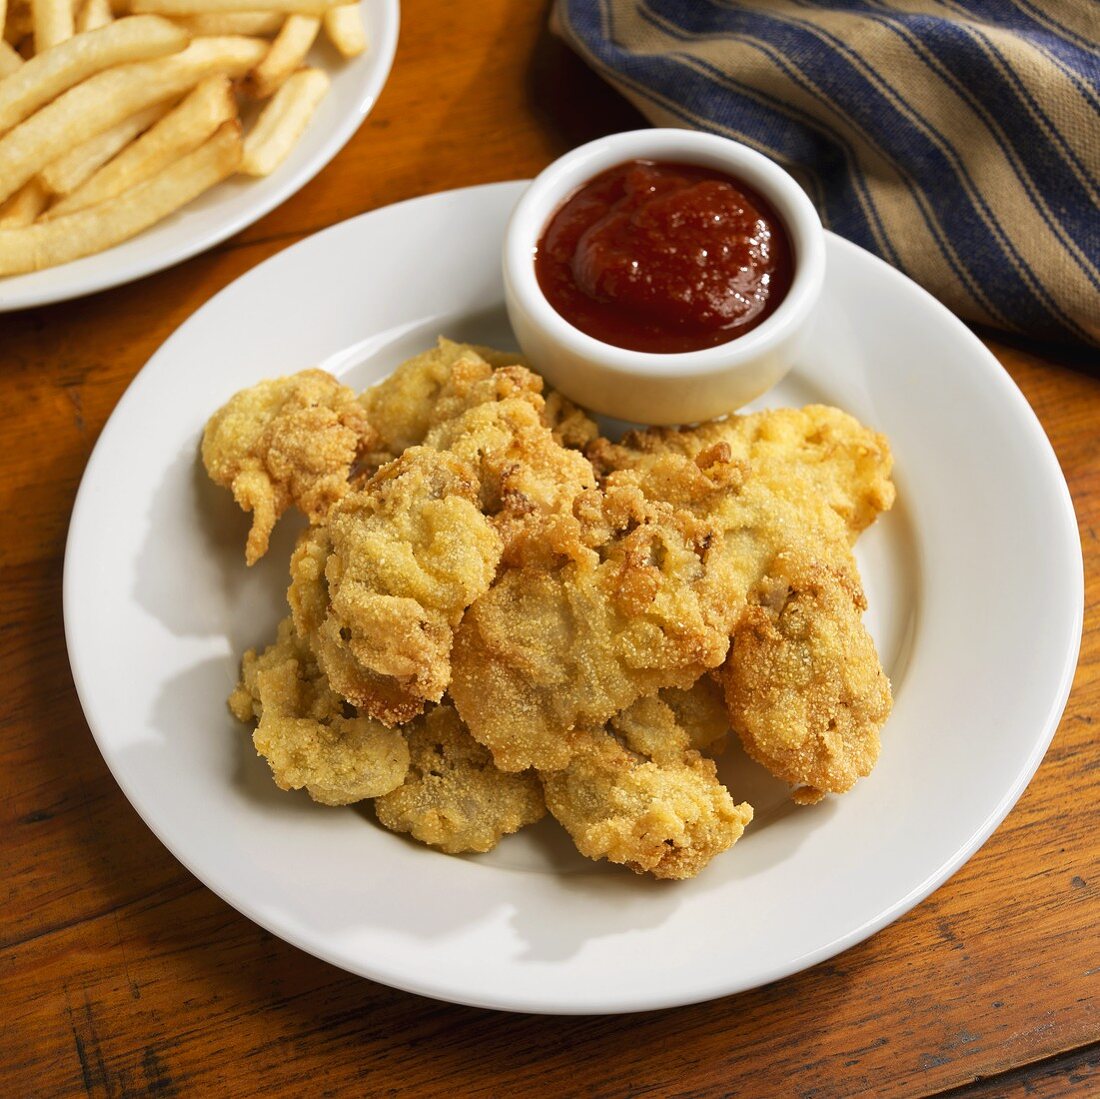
(2, 3, 1096, 1095)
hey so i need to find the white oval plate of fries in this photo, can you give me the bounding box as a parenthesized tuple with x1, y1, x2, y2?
(63, 182, 1083, 1014)
(0, 0, 397, 310)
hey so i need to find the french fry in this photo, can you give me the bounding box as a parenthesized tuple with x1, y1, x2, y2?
(4, 0, 33, 45)
(32, 0, 74, 52)
(48, 73, 233, 215)
(0, 41, 22, 77)
(0, 118, 242, 275)
(0, 16, 189, 136)
(0, 177, 47, 225)
(132, 0, 344, 17)
(240, 64, 325, 176)
(322, 4, 364, 59)
(173, 11, 282, 35)
(75, 0, 113, 33)
(0, 35, 265, 204)
(39, 100, 168, 194)
(247, 14, 317, 99)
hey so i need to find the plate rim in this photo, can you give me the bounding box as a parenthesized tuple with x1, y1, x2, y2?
(62, 181, 1085, 1013)
(0, 0, 400, 313)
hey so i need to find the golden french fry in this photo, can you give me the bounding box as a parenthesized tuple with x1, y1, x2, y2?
(0, 36, 265, 204)
(4, 0, 33, 45)
(173, 11, 282, 35)
(132, 0, 343, 17)
(0, 41, 21, 77)
(0, 17, 189, 136)
(0, 177, 47, 225)
(32, 0, 74, 52)
(322, 4, 364, 59)
(0, 118, 241, 275)
(39, 100, 168, 194)
(49, 73, 233, 215)
(247, 14, 317, 99)
(76, 0, 113, 33)
(240, 64, 325, 176)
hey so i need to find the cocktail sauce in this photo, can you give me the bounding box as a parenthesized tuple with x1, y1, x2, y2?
(534, 159, 793, 354)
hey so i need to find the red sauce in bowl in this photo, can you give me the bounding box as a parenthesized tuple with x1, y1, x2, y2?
(534, 159, 793, 354)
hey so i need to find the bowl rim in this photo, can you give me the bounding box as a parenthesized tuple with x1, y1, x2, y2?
(503, 128, 826, 379)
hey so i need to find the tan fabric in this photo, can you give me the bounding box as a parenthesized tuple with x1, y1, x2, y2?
(554, 0, 1100, 346)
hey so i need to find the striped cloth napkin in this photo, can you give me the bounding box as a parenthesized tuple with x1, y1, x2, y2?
(552, 1, 1099, 347)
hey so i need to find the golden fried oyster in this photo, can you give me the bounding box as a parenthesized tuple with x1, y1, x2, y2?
(289, 447, 503, 726)
(202, 369, 374, 565)
(374, 704, 545, 854)
(359, 337, 598, 457)
(541, 693, 752, 880)
(719, 553, 892, 803)
(229, 618, 409, 805)
(449, 490, 733, 773)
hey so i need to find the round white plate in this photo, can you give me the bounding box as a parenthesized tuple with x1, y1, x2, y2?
(64, 181, 1083, 1014)
(0, 0, 398, 312)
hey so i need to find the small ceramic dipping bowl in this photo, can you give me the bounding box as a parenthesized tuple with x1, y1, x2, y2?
(503, 129, 825, 425)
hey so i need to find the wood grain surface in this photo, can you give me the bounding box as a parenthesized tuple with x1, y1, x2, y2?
(1, 2, 1096, 1096)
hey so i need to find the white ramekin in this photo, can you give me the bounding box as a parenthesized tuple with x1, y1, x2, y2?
(503, 129, 825, 425)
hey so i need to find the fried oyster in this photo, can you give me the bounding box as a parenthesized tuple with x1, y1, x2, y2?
(541, 691, 753, 880)
(202, 369, 374, 565)
(719, 553, 892, 803)
(289, 447, 503, 726)
(374, 704, 545, 854)
(208, 339, 898, 879)
(230, 618, 409, 805)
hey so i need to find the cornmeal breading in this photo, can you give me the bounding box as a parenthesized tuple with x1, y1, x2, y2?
(541, 693, 752, 880)
(231, 618, 409, 805)
(209, 340, 897, 877)
(288, 447, 502, 726)
(719, 553, 891, 802)
(202, 369, 373, 565)
(374, 704, 545, 854)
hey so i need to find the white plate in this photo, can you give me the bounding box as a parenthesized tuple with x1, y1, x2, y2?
(0, 0, 398, 312)
(64, 181, 1083, 1014)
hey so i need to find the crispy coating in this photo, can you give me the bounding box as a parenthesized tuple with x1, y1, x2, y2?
(450, 480, 741, 771)
(374, 704, 545, 854)
(453, 404, 894, 775)
(599, 408, 895, 801)
(360, 339, 598, 551)
(541, 694, 752, 880)
(542, 390, 600, 450)
(358, 337, 599, 457)
(214, 341, 897, 876)
(591, 405, 895, 545)
(229, 618, 409, 805)
(719, 553, 892, 802)
(202, 369, 373, 565)
(660, 677, 731, 754)
(358, 339, 512, 455)
(418, 367, 598, 559)
(288, 447, 503, 726)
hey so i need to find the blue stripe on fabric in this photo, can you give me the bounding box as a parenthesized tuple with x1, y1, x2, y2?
(649, 0, 1021, 332)
(817, 0, 1100, 290)
(960, 20, 1100, 198)
(560, 0, 830, 214)
(770, 3, 1095, 343)
(854, 0, 1100, 115)
(652, 0, 1085, 340)
(872, 0, 1100, 109)
(985, 0, 1100, 71)
(631, 3, 900, 262)
(561, 0, 887, 259)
